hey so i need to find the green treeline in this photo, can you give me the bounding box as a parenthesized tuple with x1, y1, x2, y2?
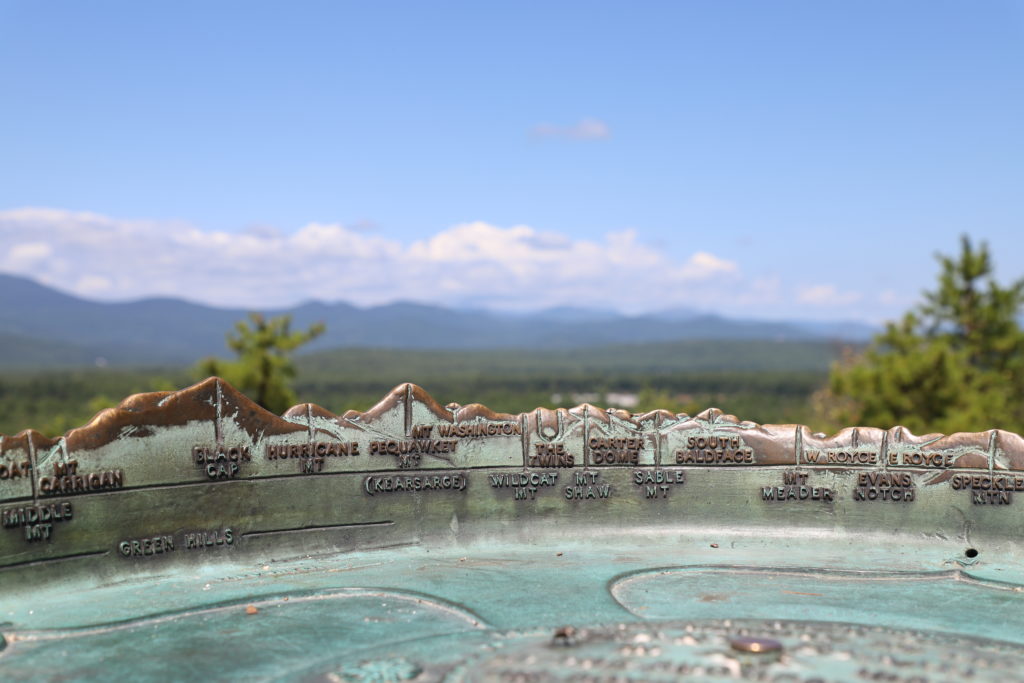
(0, 340, 836, 437)
(293, 344, 832, 424)
(0, 369, 186, 437)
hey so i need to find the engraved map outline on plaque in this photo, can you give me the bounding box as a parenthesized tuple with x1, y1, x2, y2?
(3, 376, 1024, 570)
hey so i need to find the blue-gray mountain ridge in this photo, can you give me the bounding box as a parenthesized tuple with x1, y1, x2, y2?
(0, 273, 876, 367)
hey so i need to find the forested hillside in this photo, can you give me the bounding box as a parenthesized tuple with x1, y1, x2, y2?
(0, 339, 845, 437)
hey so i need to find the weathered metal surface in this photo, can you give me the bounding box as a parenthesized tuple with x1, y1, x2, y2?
(2, 378, 1024, 681)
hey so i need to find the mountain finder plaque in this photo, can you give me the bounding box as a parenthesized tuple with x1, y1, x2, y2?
(3, 378, 1024, 681)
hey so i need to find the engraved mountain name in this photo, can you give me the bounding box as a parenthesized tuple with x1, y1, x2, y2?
(2, 377, 1023, 575)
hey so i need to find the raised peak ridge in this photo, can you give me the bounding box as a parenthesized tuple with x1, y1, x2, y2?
(0, 377, 1015, 447)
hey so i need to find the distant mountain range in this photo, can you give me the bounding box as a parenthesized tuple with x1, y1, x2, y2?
(0, 273, 877, 368)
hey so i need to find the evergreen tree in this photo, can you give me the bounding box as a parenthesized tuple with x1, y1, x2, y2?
(198, 313, 325, 413)
(828, 237, 1024, 433)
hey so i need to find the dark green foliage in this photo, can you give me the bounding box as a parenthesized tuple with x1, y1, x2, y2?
(291, 340, 834, 424)
(0, 339, 839, 436)
(197, 313, 325, 413)
(829, 237, 1024, 433)
(0, 369, 189, 437)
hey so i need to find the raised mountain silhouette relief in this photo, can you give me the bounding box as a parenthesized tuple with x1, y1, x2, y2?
(2, 377, 1023, 504)
(2, 376, 1024, 589)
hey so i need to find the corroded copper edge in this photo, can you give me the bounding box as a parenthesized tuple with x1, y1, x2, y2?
(0, 377, 1017, 458)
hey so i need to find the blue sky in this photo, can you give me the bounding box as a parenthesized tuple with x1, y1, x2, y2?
(0, 1, 1021, 320)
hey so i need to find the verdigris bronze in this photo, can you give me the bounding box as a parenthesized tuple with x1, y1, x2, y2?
(2, 378, 1024, 681)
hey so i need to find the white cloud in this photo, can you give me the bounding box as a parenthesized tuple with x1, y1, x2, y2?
(878, 290, 898, 304)
(797, 284, 863, 306)
(731, 276, 782, 307)
(0, 208, 743, 312)
(75, 275, 113, 294)
(5, 241, 52, 266)
(677, 251, 738, 279)
(531, 117, 611, 140)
